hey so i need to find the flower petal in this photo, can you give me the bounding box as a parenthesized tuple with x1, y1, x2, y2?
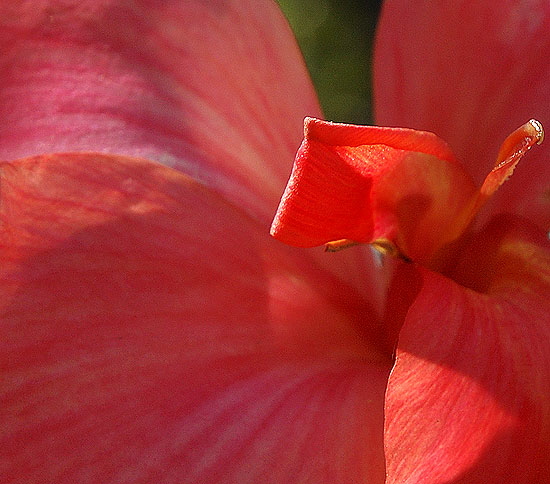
(384, 216, 550, 483)
(1, 153, 389, 484)
(0, 0, 320, 222)
(271, 117, 477, 265)
(374, 0, 550, 229)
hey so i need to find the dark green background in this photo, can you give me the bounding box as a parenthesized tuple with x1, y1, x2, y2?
(276, 0, 383, 124)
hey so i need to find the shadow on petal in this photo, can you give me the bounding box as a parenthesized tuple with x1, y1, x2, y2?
(384, 217, 550, 483)
(1, 153, 390, 484)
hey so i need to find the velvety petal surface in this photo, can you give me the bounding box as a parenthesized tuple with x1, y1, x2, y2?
(0, 0, 321, 223)
(374, 0, 550, 230)
(384, 216, 550, 483)
(0, 153, 390, 484)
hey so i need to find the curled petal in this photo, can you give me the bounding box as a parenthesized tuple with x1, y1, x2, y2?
(0, 153, 390, 484)
(385, 216, 550, 484)
(271, 117, 477, 264)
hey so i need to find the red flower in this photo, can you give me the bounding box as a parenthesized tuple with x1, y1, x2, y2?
(1, 2, 549, 484)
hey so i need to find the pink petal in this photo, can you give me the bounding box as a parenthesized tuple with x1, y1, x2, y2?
(0, 0, 321, 222)
(384, 216, 550, 483)
(1, 153, 390, 484)
(374, 0, 550, 229)
(0, 0, 383, 301)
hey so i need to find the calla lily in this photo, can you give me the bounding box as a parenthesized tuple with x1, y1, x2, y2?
(1, 3, 549, 484)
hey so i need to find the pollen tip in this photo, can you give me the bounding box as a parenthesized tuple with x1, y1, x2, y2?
(529, 119, 544, 145)
(325, 239, 358, 252)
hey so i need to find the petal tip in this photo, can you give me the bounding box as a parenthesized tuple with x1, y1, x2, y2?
(304, 116, 327, 138)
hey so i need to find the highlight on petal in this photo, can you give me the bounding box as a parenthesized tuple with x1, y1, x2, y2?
(0, 153, 390, 484)
(0, 0, 321, 222)
(271, 117, 477, 264)
(384, 216, 550, 484)
(374, 0, 550, 229)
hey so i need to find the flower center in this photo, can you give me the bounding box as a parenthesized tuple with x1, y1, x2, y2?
(270, 118, 543, 270)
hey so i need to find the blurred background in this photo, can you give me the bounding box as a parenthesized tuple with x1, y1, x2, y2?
(276, 0, 383, 124)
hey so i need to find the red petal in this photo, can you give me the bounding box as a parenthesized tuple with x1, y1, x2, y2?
(374, 0, 550, 230)
(271, 117, 477, 264)
(384, 217, 550, 483)
(0, 0, 320, 222)
(1, 153, 390, 483)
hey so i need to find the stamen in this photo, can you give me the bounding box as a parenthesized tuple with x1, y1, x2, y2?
(480, 119, 544, 199)
(325, 239, 358, 252)
(530, 119, 545, 145)
(493, 119, 544, 168)
(371, 239, 412, 262)
(447, 120, 545, 254)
